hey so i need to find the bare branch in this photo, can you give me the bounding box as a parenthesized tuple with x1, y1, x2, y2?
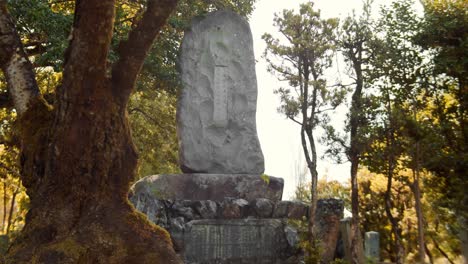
(111, 0, 178, 103)
(287, 116, 303, 126)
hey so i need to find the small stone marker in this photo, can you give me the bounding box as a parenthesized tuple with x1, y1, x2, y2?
(365, 231, 380, 263)
(178, 10, 264, 174)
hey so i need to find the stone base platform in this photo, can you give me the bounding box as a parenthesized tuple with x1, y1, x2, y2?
(130, 173, 284, 202)
(129, 174, 344, 263)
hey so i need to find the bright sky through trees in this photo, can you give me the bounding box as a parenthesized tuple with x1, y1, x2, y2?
(251, 0, 422, 199)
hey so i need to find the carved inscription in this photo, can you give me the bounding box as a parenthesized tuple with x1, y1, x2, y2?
(213, 65, 228, 127)
(184, 219, 285, 262)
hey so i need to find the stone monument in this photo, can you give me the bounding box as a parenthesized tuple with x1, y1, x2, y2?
(129, 10, 345, 264)
(177, 10, 264, 174)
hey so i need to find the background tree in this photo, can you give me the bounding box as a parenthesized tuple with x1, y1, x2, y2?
(361, 1, 427, 262)
(322, 1, 377, 262)
(416, 0, 468, 261)
(262, 2, 341, 262)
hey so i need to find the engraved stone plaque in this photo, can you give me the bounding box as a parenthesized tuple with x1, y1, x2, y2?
(184, 219, 289, 263)
(178, 10, 264, 174)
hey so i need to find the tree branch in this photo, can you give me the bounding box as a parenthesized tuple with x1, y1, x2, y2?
(287, 116, 303, 126)
(0, 0, 40, 115)
(60, 0, 116, 100)
(111, 0, 178, 104)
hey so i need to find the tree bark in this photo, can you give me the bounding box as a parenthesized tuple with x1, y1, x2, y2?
(349, 45, 365, 264)
(300, 58, 318, 257)
(0, 0, 181, 263)
(384, 109, 405, 264)
(2, 181, 6, 233)
(458, 216, 468, 264)
(411, 142, 427, 264)
(5, 186, 17, 235)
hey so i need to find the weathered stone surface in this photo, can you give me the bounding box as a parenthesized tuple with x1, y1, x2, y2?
(284, 226, 299, 249)
(129, 190, 167, 226)
(273, 200, 309, 219)
(316, 198, 344, 263)
(365, 231, 380, 263)
(171, 201, 196, 221)
(252, 198, 274, 218)
(221, 198, 249, 219)
(194, 200, 218, 219)
(130, 196, 343, 263)
(130, 173, 283, 202)
(178, 10, 264, 174)
(184, 219, 297, 264)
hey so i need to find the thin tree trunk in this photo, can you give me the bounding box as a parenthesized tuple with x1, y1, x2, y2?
(412, 147, 426, 263)
(5, 187, 17, 235)
(430, 236, 455, 264)
(2, 181, 6, 233)
(349, 51, 364, 264)
(424, 242, 434, 264)
(350, 159, 364, 263)
(384, 104, 405, 264)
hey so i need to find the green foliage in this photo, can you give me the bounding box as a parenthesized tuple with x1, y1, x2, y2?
(294, 178, 350, 209)
(415, 0, 468, 224)
(293, 178, 349, 263)
(260, 174, 270, 185)
(263, 5, 342, 250)
(416, 0, 467, 81)
(8, 0, 73, 70)
(288, 218, 322, 264)
(263, 3, 342, 125)
(128, 89, 180, 178)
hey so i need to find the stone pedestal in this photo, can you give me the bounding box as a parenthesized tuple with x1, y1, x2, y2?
(130, 173, 284, 202)
(130, 182, 344, 263)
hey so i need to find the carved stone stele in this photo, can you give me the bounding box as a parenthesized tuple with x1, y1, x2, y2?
(177, 10, 264, 174)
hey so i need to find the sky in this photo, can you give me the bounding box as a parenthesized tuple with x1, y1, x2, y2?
(250, 0, 390, 199)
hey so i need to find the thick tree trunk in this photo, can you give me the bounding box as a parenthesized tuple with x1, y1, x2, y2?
(0, 0, 181, 263)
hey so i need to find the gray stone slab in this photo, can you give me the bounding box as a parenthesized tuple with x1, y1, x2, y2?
(129, 173, 283, 202)
(178, 10, 264, 174)
(365, 231, 380, 263)
(183, 219, 296, 264)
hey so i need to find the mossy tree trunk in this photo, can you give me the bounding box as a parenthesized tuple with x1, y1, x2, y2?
(0, 0, 181, 263)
